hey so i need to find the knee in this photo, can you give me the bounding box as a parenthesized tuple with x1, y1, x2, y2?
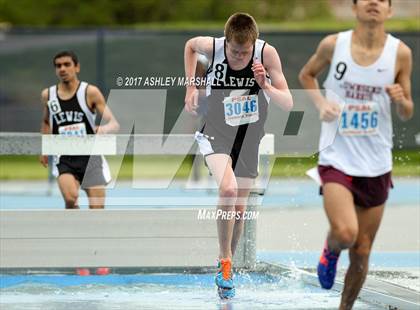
(235, 205, 246, 213)
(332, 226, 358, 248)
(64, 192, 78, 209)
(352, 240, 373, 260)
(234, 205, 246, 219)
(349, 242, 372, 273)
(219, 185, 237, 199)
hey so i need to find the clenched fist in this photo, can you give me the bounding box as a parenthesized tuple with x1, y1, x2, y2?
(319, 101, 341, 122)
(386, 84, 406, 105)
(251, 59, 268, 89)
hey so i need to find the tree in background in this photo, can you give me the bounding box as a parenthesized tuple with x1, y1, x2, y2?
(0, 0, 332, 26)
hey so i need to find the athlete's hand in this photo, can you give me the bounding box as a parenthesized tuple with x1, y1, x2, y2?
(184, 87, 199, 115)
(96, 126, 108, 134)
(96, 125, 115, 134)
(252, 59, 268, 89)
(386, 84, 406, 105)
(39, 155, 48, 168)
(319, 101, 341, 122)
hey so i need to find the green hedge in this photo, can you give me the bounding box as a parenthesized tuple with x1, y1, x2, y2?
(1, 150, 418, 180)
(0, 0, 332, 26)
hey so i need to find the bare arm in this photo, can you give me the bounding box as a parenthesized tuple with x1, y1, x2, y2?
(40, 88, 50, 134)
(386, 42, 414, 121)
(184, 36, 213, 84)
(87, 85, 120, 134)
(298, 34, 341, 121)
(253, 44, 293, 111)
(184, 36, 213, 114)
(39, 88, 49, 167)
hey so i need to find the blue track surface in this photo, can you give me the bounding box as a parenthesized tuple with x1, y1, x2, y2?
(0, 180, 417, 309)
(258, 251, 420, 269)
(0, 179, 418, 209)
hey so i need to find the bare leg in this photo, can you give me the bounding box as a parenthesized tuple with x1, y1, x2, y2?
(85, 186, 106, 209)
(231, 177, 253, 257)
(339, 204, 385, 310)
(205, 154, 237, 260)
(323, 183, 359, 253)
(57, 173, 80, 209)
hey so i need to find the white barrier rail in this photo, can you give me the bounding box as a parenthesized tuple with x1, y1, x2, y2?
(0, 133, 274, 155)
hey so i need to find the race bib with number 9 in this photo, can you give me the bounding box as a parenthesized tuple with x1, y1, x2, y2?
(223, 94, 259, 127)
(339, 101, 379, 136)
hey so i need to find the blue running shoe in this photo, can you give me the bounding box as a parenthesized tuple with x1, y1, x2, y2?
(317, 242, 340, 289)
(215, 258, 235, 299)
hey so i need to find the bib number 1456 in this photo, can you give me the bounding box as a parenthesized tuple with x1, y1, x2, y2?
(339, 102, 379, 136)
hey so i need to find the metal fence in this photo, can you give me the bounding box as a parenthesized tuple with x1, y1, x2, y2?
(0, 28, 419, 148)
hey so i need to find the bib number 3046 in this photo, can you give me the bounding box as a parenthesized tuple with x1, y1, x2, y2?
(223, 94, 259, 127)
(339, 102, 379, 136)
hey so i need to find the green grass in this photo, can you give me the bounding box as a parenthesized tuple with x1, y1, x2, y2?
(271, 150, 420, 177)
(0, 156, 49, 180)
(1, 150, 418, 180)
(109, 155, 197, 179)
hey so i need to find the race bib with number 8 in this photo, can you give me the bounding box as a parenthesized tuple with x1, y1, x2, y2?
(223, 94, 259, 127)
(58, 123, 87, 136)
(339, 101, 379, 136)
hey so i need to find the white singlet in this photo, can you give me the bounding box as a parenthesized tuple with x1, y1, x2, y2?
(320, 30, 400, 177)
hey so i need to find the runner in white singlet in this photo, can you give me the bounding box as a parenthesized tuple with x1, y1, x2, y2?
(299, 0, 414, 308)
